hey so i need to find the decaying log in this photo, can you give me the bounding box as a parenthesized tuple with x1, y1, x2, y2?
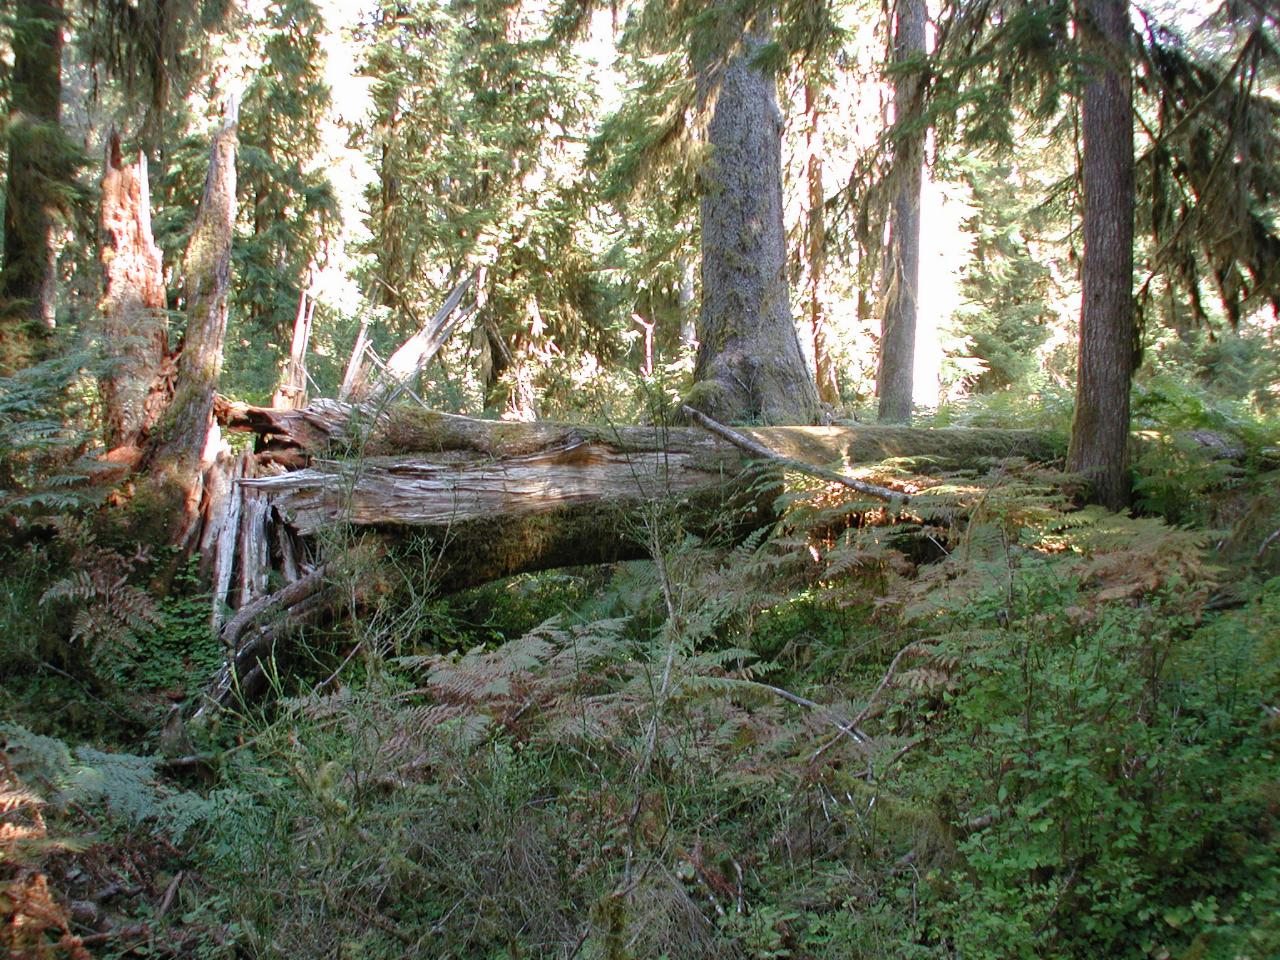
(196, 565, 339, 716)
(681, 405, 905, 502)
(189, 397, 1061, 711)
(213, 399, 1058, 593)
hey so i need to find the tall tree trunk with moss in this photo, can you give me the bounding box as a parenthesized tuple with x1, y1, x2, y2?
(687, 25, 818, 425)
(877, 0, 926, 424)
(1068, 0, 1135, 511)
(144, 113, 238, 546)
(0, 0, 67, 369)
(99, 133, 169, 452)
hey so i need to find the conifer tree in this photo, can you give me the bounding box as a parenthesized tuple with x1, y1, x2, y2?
(877, 0, 927, 423)
(1068, 0, 1135, 511)
(0, 0, 83, 368)
(235, 0, 338, 345)
(687, 10, 819, 424)
(356, 0, 608, 417)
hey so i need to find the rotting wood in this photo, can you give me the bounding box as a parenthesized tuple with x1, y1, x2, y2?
(208, 452, 247, 631)
(231, 414, 1051, 533)
(99, 130, 169, 453)
(191, 400, 1061, 714)
(195, 564, 338, 716)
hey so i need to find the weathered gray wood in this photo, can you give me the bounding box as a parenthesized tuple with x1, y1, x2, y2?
(196, 565, 337, 717)
(272, 286, 315, 410)
(208, 452, 247, 631)
(215, 400, 1058, 592)
(682, 405, 904, 501)
(354, 275, 473, 407)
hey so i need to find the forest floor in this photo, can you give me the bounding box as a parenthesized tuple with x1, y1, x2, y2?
(3, 425, 1280, 959)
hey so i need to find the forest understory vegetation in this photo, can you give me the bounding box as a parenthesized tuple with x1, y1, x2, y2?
(3, 365, 1279, 958)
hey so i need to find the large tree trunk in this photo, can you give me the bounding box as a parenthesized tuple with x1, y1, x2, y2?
(1068, 0, 1135, 512)
(144, 113, 238, 545)
(877, 0, 927, 424)
(100, 132, 170, 453)
(688, 24, 819, 425)
(0, 0, 66, 369)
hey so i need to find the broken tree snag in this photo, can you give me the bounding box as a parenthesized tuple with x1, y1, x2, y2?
(350, 273, 476, 407)
(338, 317, 372, 402)
(142, 109, 238, 545)
(272, 284, 315, 410)
(99, 130, 169, 454)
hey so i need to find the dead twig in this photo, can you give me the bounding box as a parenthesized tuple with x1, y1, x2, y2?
(811, 642, 917, 760)
(157, 871, 184, 919)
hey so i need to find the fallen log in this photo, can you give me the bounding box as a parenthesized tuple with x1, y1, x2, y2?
(215, 399, 1059, 589)
(187, 400, 1062, 713)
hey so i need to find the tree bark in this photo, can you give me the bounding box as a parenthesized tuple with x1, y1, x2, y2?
(688, 25, 819, 425)
(99, 132, 169, 452)
(1068, 0, 1135, 511)
(0, 0, 66, 368)
(877, 0, 927, 424)
(805, 81, 840, 405)
(144, 112, 238, 545)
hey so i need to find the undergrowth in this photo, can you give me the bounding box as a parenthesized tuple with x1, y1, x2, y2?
(3, 426, 1278, 957)
(121, 460, 1274, 958)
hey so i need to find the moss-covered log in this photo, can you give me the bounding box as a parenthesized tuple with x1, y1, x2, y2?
(217, 398, 1060, 592)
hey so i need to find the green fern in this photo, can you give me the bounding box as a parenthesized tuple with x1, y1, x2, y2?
(0, 350, 112, 521)
(2, 724, 216, 844)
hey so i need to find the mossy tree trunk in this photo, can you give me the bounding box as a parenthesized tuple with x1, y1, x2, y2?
(687, 21, 819, 425)
(0, 0, 70, 370)
(1068, 0, 1135, 512)
(877, 0, 927, 424)
(143, 112, 238, 546)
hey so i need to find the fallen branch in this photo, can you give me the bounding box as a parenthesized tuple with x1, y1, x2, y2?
(681, 405, 908, 502)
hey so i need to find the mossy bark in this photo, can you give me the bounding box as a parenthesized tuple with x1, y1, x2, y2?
(877, 0, 926, 424)
(689, 26, 819, 425)
(219, 399, 1060, 589)
(1068, 0, 1135, 511)
(0, 0, 68, 368)
(143, 115, 238, 546)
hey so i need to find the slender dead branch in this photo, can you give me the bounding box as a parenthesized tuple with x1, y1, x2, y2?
(681, 405, 908, 503)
